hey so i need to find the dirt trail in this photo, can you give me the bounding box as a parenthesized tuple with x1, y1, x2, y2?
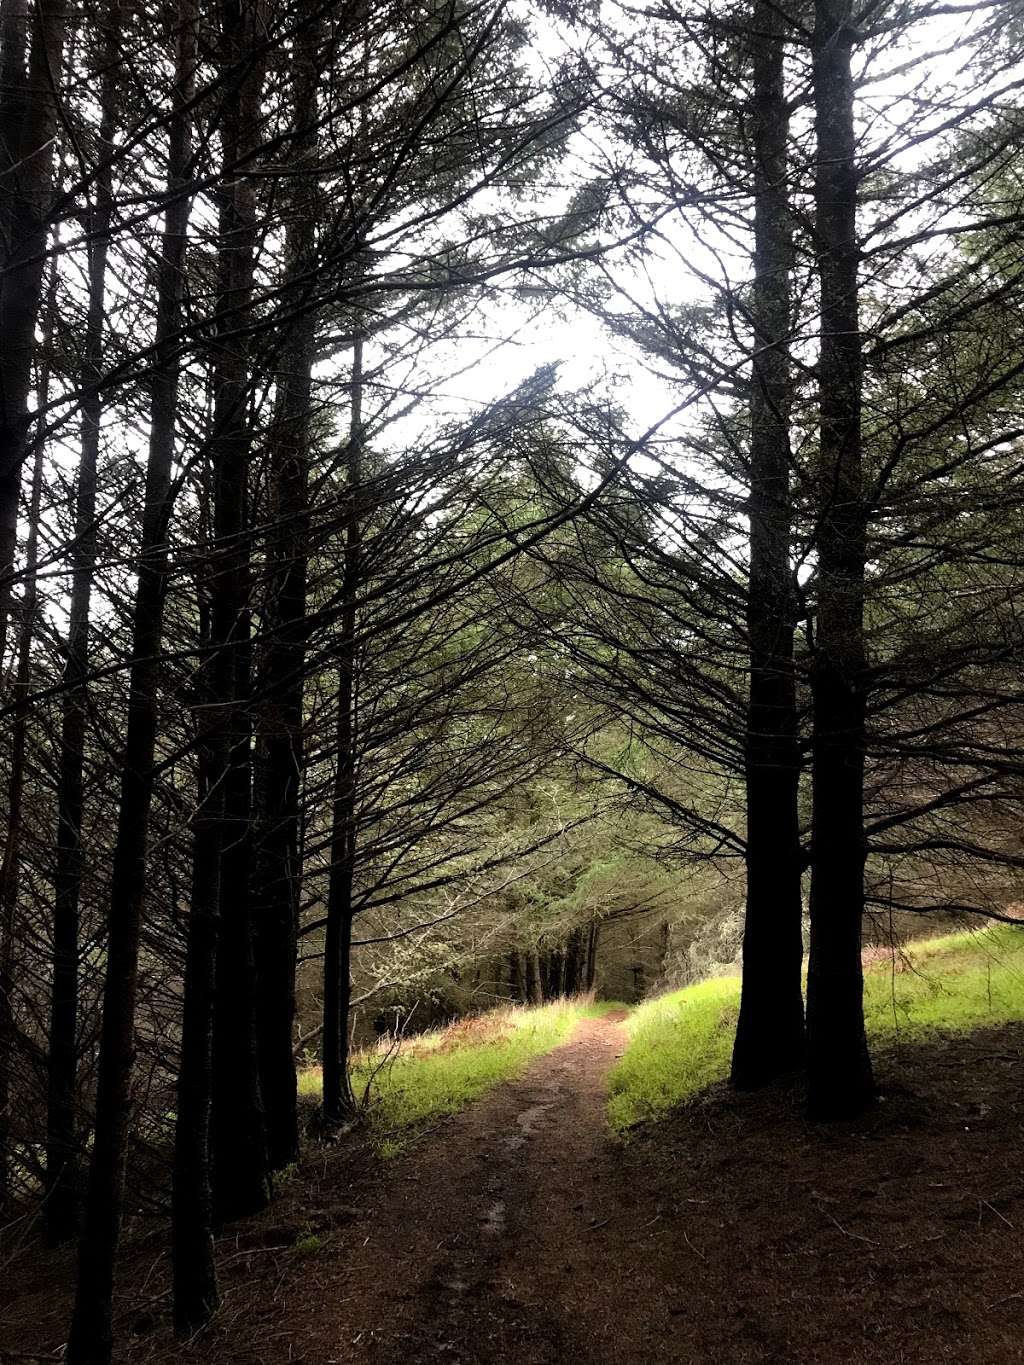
(314, 1010, 633, 1364)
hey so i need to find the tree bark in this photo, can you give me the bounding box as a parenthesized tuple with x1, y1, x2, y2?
(805, 0, 874, 1120)
(0, 425, 43, 1202)
(0, 23, 59, 1190)
(252, 11, 322, 1171)
(731, 0, 806, 1090)
(252, 347, 310, 1170)
(207, 0, 271, 1225)
(172, 732, 222, 1334)
(525, 949, 543, 1005)
(585, 924, 599, 991)
(563, 931, 579, 995)
(509, 952, 526, 1002)
(565, 929, 587, 995)
(321, 336, 363, 1126)
(541, 949, 564, 1000)
(67, 8, 197, 1360)
(0, 0, 66, 663)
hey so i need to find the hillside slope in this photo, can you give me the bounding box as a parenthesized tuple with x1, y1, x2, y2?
(609, 925, 1024, 1129)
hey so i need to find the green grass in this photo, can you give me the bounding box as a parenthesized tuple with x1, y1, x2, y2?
(862, 925, 1024, 1038)
(607, 976, 740, 1131)
(298, 997, 599, 1151)
(607, 924, 1024, 1131)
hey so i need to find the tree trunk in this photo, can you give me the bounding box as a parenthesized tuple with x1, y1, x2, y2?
(574, 930, 589, 994)
(509, 952, 526, 1002)
(45, 19, 116, 1244)
(172, 737, 222, 1334)
(585, 925, 599, 991)
(0, 429, 43, 1201)
(731, 0, 806, 1090)
(208, 0, 271, 1225)
(322, 337, 363, 1126)
(525, 949, 543, 1006)
(252, 11, 321, 1171)
(252, 349, 310, 1169)
(542, 949, 564, 1000)
(566, 929, 588, 995)
(563, 932, 579, 995)
(0, 0, 66, 663)
(67, 8, 197, 1360)
(805, 0, 874, 1120)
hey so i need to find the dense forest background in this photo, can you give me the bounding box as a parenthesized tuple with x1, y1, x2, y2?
(1, 0, 1023, 1359)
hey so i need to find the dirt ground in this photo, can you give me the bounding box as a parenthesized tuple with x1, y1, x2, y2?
(4, 1013, 1024, 1364)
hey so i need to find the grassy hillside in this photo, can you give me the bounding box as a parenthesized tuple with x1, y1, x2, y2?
(299, 998, 619, 1152)
(608, 925, 1024, 1131)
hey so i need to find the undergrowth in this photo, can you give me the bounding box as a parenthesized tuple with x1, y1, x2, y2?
(607, 924, 1024, 1131)
(298, 996, 615, 1153)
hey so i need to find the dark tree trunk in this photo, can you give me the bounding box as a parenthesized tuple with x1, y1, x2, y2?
(563, 932, 579, 995)
(66, 9, 197, 1360)
(509, 952, 526, 1002)
(574, 930, 589, 994)
(525, 949, 543, 1006)
(0, 0, 66, 662)
(45, 21, 116, 1244)
(731, 0, 806, 1091)
(565, 929, 588, 995)
(541, 949, 564, 1000)
(252, 355, 310, 1167)
(805, 0, 874, 1120)
(0, 18, 59, 1197)
(207, 0, 271, 1225)
(0, 430, 43, 1201)
(321, 859, 357, 1123)
(252, 12, 321, 1170)
(322, 337, 363, 1126)
(585, 925, 599, 991)
(172, 738, 222, 1334)
(211, 769, 268, 1225)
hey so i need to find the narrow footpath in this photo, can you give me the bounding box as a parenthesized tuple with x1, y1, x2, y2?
(314, 1010, 636, 1364)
